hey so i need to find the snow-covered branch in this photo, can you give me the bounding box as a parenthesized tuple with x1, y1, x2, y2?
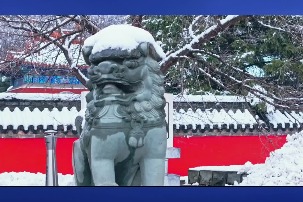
(160, 15, 246, 73)
(257, 20, 286, 32)
(188, 15, 203, 38)
(202, 62, 303, 110)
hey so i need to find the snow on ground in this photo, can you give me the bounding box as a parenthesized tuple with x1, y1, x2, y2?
(236, 131, 303, 186)
(0, 172, 75, 186)
(1, 131, 303, 186)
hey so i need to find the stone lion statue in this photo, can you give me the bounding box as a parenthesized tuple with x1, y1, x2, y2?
(72, 25, 167, 186)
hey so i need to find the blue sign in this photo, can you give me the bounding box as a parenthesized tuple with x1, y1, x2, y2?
(21, 75, 80, 85)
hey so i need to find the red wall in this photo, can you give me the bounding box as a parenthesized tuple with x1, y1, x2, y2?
(169, 135, 287, 176)
(0, 138, 76, 174)
(0, 136, 287, 176)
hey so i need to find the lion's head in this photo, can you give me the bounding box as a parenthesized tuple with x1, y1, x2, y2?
(83, 25, 166, 124)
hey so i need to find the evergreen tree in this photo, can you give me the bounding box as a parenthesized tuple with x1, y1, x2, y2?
(143, 15, 303, 100)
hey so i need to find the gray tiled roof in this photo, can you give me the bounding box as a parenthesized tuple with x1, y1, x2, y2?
(0, 93, 302, 134)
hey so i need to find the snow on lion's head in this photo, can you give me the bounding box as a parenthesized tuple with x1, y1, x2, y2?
(82, 25, 166, 123)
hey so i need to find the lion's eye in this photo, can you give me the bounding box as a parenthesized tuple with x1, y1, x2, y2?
(93, 67, 102, 74)
(123, 60, 139, 69)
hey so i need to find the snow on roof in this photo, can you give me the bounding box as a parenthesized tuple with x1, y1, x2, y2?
(288, 111, 303, 128)
(0, 94, 302, 132)
(1, 93, 245, 103)
(174, 94, 246, 103)
(0, 92, 81, 101)
(173, 95, 303, 131)
(266, 110, 297, 129)
(174, 108, 257, 130)
(0, 107, 79, 131)
(84, 24, 166, 59)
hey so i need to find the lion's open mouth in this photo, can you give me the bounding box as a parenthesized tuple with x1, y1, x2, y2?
(99, 80, 139, 94)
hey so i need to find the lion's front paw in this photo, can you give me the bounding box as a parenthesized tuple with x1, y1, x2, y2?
(128, 136, 144, 148)
(128, 127, 145, 148)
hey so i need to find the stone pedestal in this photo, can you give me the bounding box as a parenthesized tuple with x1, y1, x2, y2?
(164, 147, 181, 186)
(188, 165, 247, 186)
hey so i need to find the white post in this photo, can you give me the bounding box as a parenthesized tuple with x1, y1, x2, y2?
(80, 91, 89, 110)
(164, 93, 174, 148)
(164, 93, 180, 186)
(78, 91, 89, 122)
